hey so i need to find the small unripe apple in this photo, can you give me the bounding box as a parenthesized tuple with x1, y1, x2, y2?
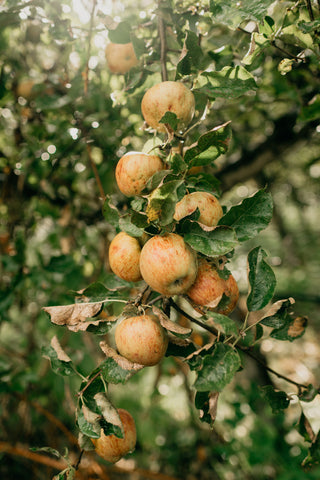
(115, 152, 164, 197)
(174, 191, 223, 227)
(139, 233, 198, 296)
(187, 259, 239, 314)
(109, 231, 142, 282)
(115, 314, 168, 366)
(141, 81, 195, 132)
(92, 408, 136, 463)
(105, 42, 138, 74)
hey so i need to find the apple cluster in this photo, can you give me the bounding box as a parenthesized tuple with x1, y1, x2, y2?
(93, 52, 239, 464)
(108, 79, 239, 364)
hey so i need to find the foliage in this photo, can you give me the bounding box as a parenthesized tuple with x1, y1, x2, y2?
(1, 0, 320, 479)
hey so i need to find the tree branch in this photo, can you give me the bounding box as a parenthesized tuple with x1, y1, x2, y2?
(158, 2, 168, 81)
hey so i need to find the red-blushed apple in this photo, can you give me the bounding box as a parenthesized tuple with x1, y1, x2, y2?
(108, 231, 142, 282)
(115, 152, 164, 197)
(173, 191, 223, 227)
(115, 314, 168, 366)
(141, 81, 195, 132)
(187, 259, 239, 314)
(187, 259, 226, 308)
(105, 42, 138, 74)
(215, 273, 239, 315)
(92, 408, 136, 463)
(139, 233, 198, 295)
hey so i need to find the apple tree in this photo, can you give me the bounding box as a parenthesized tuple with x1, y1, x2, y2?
(1, 0, 320, 479)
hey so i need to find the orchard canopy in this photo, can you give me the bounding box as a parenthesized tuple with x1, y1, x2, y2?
(0, 1, 320, 480)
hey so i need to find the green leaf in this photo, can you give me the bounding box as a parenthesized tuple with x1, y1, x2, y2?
(205, 312, 239, 336)
(159, 111, 178, 131)
(167, 153, 188, 174)
(302, 434, 320, 468)
(119, 212, 147, 237)
(103, 196, 120, 228)
(200, 66, 257, 99)
(186, 172, 221, 195)
(146, 179, 186, 226)
(298, 384, 319, 403)
(219, 189, 273, 242)
(184, 122, 232, 166)
(260, 385, 290, 414)
(247, 247, 276, 311)
(77, 282, 110, 303)
(77, 407, 100, 439)
(194, 343, 241, 392)
(177, 30, 204, 76)
(209, 0, 275, 28)
(181, 223, 238, 257)
(108, 21, 132, 43)
(260, 299, 294, 328)
(270, 316, 307, 342)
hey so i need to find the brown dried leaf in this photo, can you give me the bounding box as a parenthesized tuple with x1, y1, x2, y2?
(43, 302, 103, 328)
(288, 316, 308, 338)
(50, 335, 71, 363)
(185, 341, 216, 361)
(94, 393, 122, 431)
(256, 297, 295, 323)
(153, 305, 192, 336)
(209, 392, 219, 424)
(99, 342, 144, 372)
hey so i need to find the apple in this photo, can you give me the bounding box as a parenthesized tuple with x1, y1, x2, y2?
(215, 273, 239, 315)
(139, 233, 198, 296)
(92, 408, 136, 463)
(141, 81, 195, 132)
(115, 152, 164, 197)
(105, 42, 138, 74)
(187, 259, 239, 314)
(115, 314, 168, 366)
(108, 231, 142, 282)
(173, 191, 223, 227)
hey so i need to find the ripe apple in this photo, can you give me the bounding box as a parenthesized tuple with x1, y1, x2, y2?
(173, 191, 223, 227)
(141, 81, 195, 132)
(215, 273, 239, 315)
(92, 408, 136, 463)
(105, 42, 138, 74)
(108, 231, 142, 282)
(187, 259, 239, 314)
(115, 152, 164, 197)
(139, 233, 198, 296)
(115, 314, 168, 366)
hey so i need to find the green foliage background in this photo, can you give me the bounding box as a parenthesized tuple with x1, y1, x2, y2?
(0, 0, 319, 479)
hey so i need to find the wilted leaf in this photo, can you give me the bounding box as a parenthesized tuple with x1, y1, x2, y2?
(247, 247, 276, 311)
(271, 316, 308, 342)
(99, 342, 144, 377)
(42, 337, 74, 376)
(78, 432, 95, 451)
(152, 305, 192, 338)
(43, 302, 104, 330)
(219, 189, 273, 242)
(299, 384, 319, 403)
(194, 343, 241, 392)
(259, 298, 295, 328)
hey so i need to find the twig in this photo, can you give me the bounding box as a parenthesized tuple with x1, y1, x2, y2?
(305, 0, 314, 21)
(87, 143, 106, 201)
(158, 3, 168, 81)
(169, 299, 311, 392)
(77, 370, 101, 397)
(84, 0, 97, 96)
(0, 442, 67, 470)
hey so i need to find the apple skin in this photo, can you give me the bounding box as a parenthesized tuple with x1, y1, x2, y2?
(174, 191, 223, 227)
(109, 231, 142, 282)
(141, 81, 195, 132)
(187, 259, 239, 314)
(139, 233, 198, 296)
(115, 152, 164, 197)
(92, 408, 136, 463)
(105, 42, 138, 74)
(115, 314, 168, 366)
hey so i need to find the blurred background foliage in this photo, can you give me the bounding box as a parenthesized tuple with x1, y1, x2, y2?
(0, 0, 319, 479)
